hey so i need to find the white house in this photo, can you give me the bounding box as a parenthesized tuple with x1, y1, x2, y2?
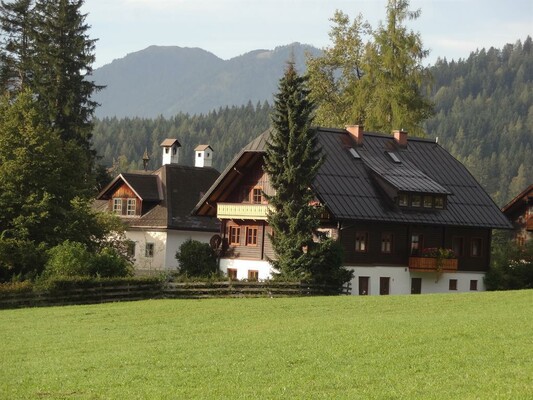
(95, 140, 220, 274)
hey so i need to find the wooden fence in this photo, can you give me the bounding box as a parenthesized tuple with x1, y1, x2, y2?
(0, 281, 352, 309)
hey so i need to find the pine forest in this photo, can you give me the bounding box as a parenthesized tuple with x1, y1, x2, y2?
(92, 38, 533, 206)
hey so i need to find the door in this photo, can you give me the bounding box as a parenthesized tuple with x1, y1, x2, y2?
(380, 277, 390, 295)
(411, 277, 422, 294)
(358, 276, 369, 295)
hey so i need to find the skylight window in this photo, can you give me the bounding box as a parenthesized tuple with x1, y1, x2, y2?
(387, 152, 401, 163)
(349, 148, 361, 159)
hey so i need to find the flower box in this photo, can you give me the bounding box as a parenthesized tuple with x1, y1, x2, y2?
(409, 257, 458, 272)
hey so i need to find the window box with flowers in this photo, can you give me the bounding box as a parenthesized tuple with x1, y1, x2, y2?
(409, 248, 458, 272)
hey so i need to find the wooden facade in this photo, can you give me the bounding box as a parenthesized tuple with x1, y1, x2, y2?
(109, 183, 142, 217)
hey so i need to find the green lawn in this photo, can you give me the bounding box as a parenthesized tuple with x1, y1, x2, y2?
(1, 291, 532, 399)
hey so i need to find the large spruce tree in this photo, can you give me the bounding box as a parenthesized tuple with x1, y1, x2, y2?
(264, 62, 351, 285)
(0, 0, 112, 281)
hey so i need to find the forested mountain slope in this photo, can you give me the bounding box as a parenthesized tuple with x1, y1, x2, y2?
(92, 38, 532, 206)
(424, 37, 533, 205)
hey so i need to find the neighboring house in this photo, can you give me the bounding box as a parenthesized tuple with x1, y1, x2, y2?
(95, 139, 220, 273)
(502, 184, 533, 246)
(194, 126, 511, 295)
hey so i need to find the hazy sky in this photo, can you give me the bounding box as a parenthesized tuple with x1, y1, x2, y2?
(83, 0, 533, 68)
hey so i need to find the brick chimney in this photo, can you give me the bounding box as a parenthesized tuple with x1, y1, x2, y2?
(393, 130, 408, 148)
(346, 125, 364, 146)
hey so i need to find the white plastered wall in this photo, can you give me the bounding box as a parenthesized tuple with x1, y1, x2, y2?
(126, 229, 215, 273)
(345, 265, 486, 295)
(219, 258, 273, 280)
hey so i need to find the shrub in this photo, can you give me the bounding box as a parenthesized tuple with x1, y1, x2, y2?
(485, 238, 533, 290)
(176, 239, 218, 277)
(42, 241, 133, 280)
(89, 247, 133, 278)
(43, 240, 92, 278)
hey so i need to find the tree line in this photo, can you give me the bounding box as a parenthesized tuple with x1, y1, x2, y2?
(92, 37, 532, 206)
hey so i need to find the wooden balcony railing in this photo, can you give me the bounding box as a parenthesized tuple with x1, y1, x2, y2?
(217, 203, 271, 220)
(409, 257, 458, 272)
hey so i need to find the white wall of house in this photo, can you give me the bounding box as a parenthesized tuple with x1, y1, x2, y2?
(220, 258, 273, 280)
(165, 230, 215, 271)
(126, 230, 168, 273)
(346, 265, 486, 295)
(126, 229, 217, 273)
(217, 258, 486, 294)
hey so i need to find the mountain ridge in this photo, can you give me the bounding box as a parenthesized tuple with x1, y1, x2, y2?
(92, 43, 321, 118)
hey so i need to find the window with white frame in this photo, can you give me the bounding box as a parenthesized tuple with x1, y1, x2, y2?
(113, 198, 122, 214)
(127, 198, 136, 216)
(145, 243, 154, 258)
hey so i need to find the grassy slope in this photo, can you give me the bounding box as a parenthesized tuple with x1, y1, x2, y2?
(0, 291, 532, 399)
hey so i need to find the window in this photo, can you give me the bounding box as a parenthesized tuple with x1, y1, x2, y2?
(452, 237, 464, 257)
(398, 193, 408, 207)
(470, 280, 478, 291)
(380, 277, 390, 295)
(410, 234, 424, 255)
(387, 152, 401, 163)
(471, 238, 482, 257)
(381, 233, 393, 254)
(252, 188, 262, 204)
(145, 243, 154, 258)
(434, 196, 444, 209)
(126, 241, 135, 258)
(349, 148, 361, 159)
(355, 231, 368, 252)
(246, 227, 258, 246)
(113, 198, 122, 214)
(248, 270, 259, 281)
(423, 195, 433, 208)
(449, 279, 457, 291)
(227, 268, 237, 280)
(411, 195, 421, 207)
(197, 153, 201, 158)
(358, 276, 369, 295)
(127, 198, 136, 216)
(229, 226, 241, 245)
(411, 278, 422, 294)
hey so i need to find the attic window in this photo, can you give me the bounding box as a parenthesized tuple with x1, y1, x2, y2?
(387, 152, 401, 163)
(349, 148, 361, 159)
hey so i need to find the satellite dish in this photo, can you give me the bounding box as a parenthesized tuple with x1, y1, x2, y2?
(209, 234, 222, 249)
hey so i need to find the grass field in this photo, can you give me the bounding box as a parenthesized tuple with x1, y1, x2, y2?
(1, 291, 532, 399)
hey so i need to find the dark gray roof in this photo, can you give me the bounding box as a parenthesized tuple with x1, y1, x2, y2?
(96, 165, 220, 232)
(196, 127, 511, 229)
(121, 173, 161, 201)
(314, 128, 511, 229)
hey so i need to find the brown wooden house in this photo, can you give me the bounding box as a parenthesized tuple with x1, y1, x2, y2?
(194, 126, 511, 294)
(502, 184, 533, 246)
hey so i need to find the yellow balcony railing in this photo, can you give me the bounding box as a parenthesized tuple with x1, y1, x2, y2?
(217, 203, 271, 220)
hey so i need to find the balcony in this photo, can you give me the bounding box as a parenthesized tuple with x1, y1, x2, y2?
(217, 203, 271, 220)
(409, 257, 458, 272)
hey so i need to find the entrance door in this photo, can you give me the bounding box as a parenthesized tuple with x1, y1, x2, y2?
(358, 276, 369, 295)
(380, 277, 390, 295)
(411, 277, 422, 294)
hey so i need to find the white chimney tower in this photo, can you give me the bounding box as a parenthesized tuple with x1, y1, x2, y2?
(160, 139, 181, 165)
(194, 145, 213, 168)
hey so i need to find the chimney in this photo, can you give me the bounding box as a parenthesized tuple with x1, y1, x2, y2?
(346, 125, 364, 146)
(160, 138, 181, 165)
(393, 129, 408, 148)
(194, 145, 213, 168)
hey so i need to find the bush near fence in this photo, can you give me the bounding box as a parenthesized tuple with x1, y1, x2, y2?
(0, 278, 351, 309)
